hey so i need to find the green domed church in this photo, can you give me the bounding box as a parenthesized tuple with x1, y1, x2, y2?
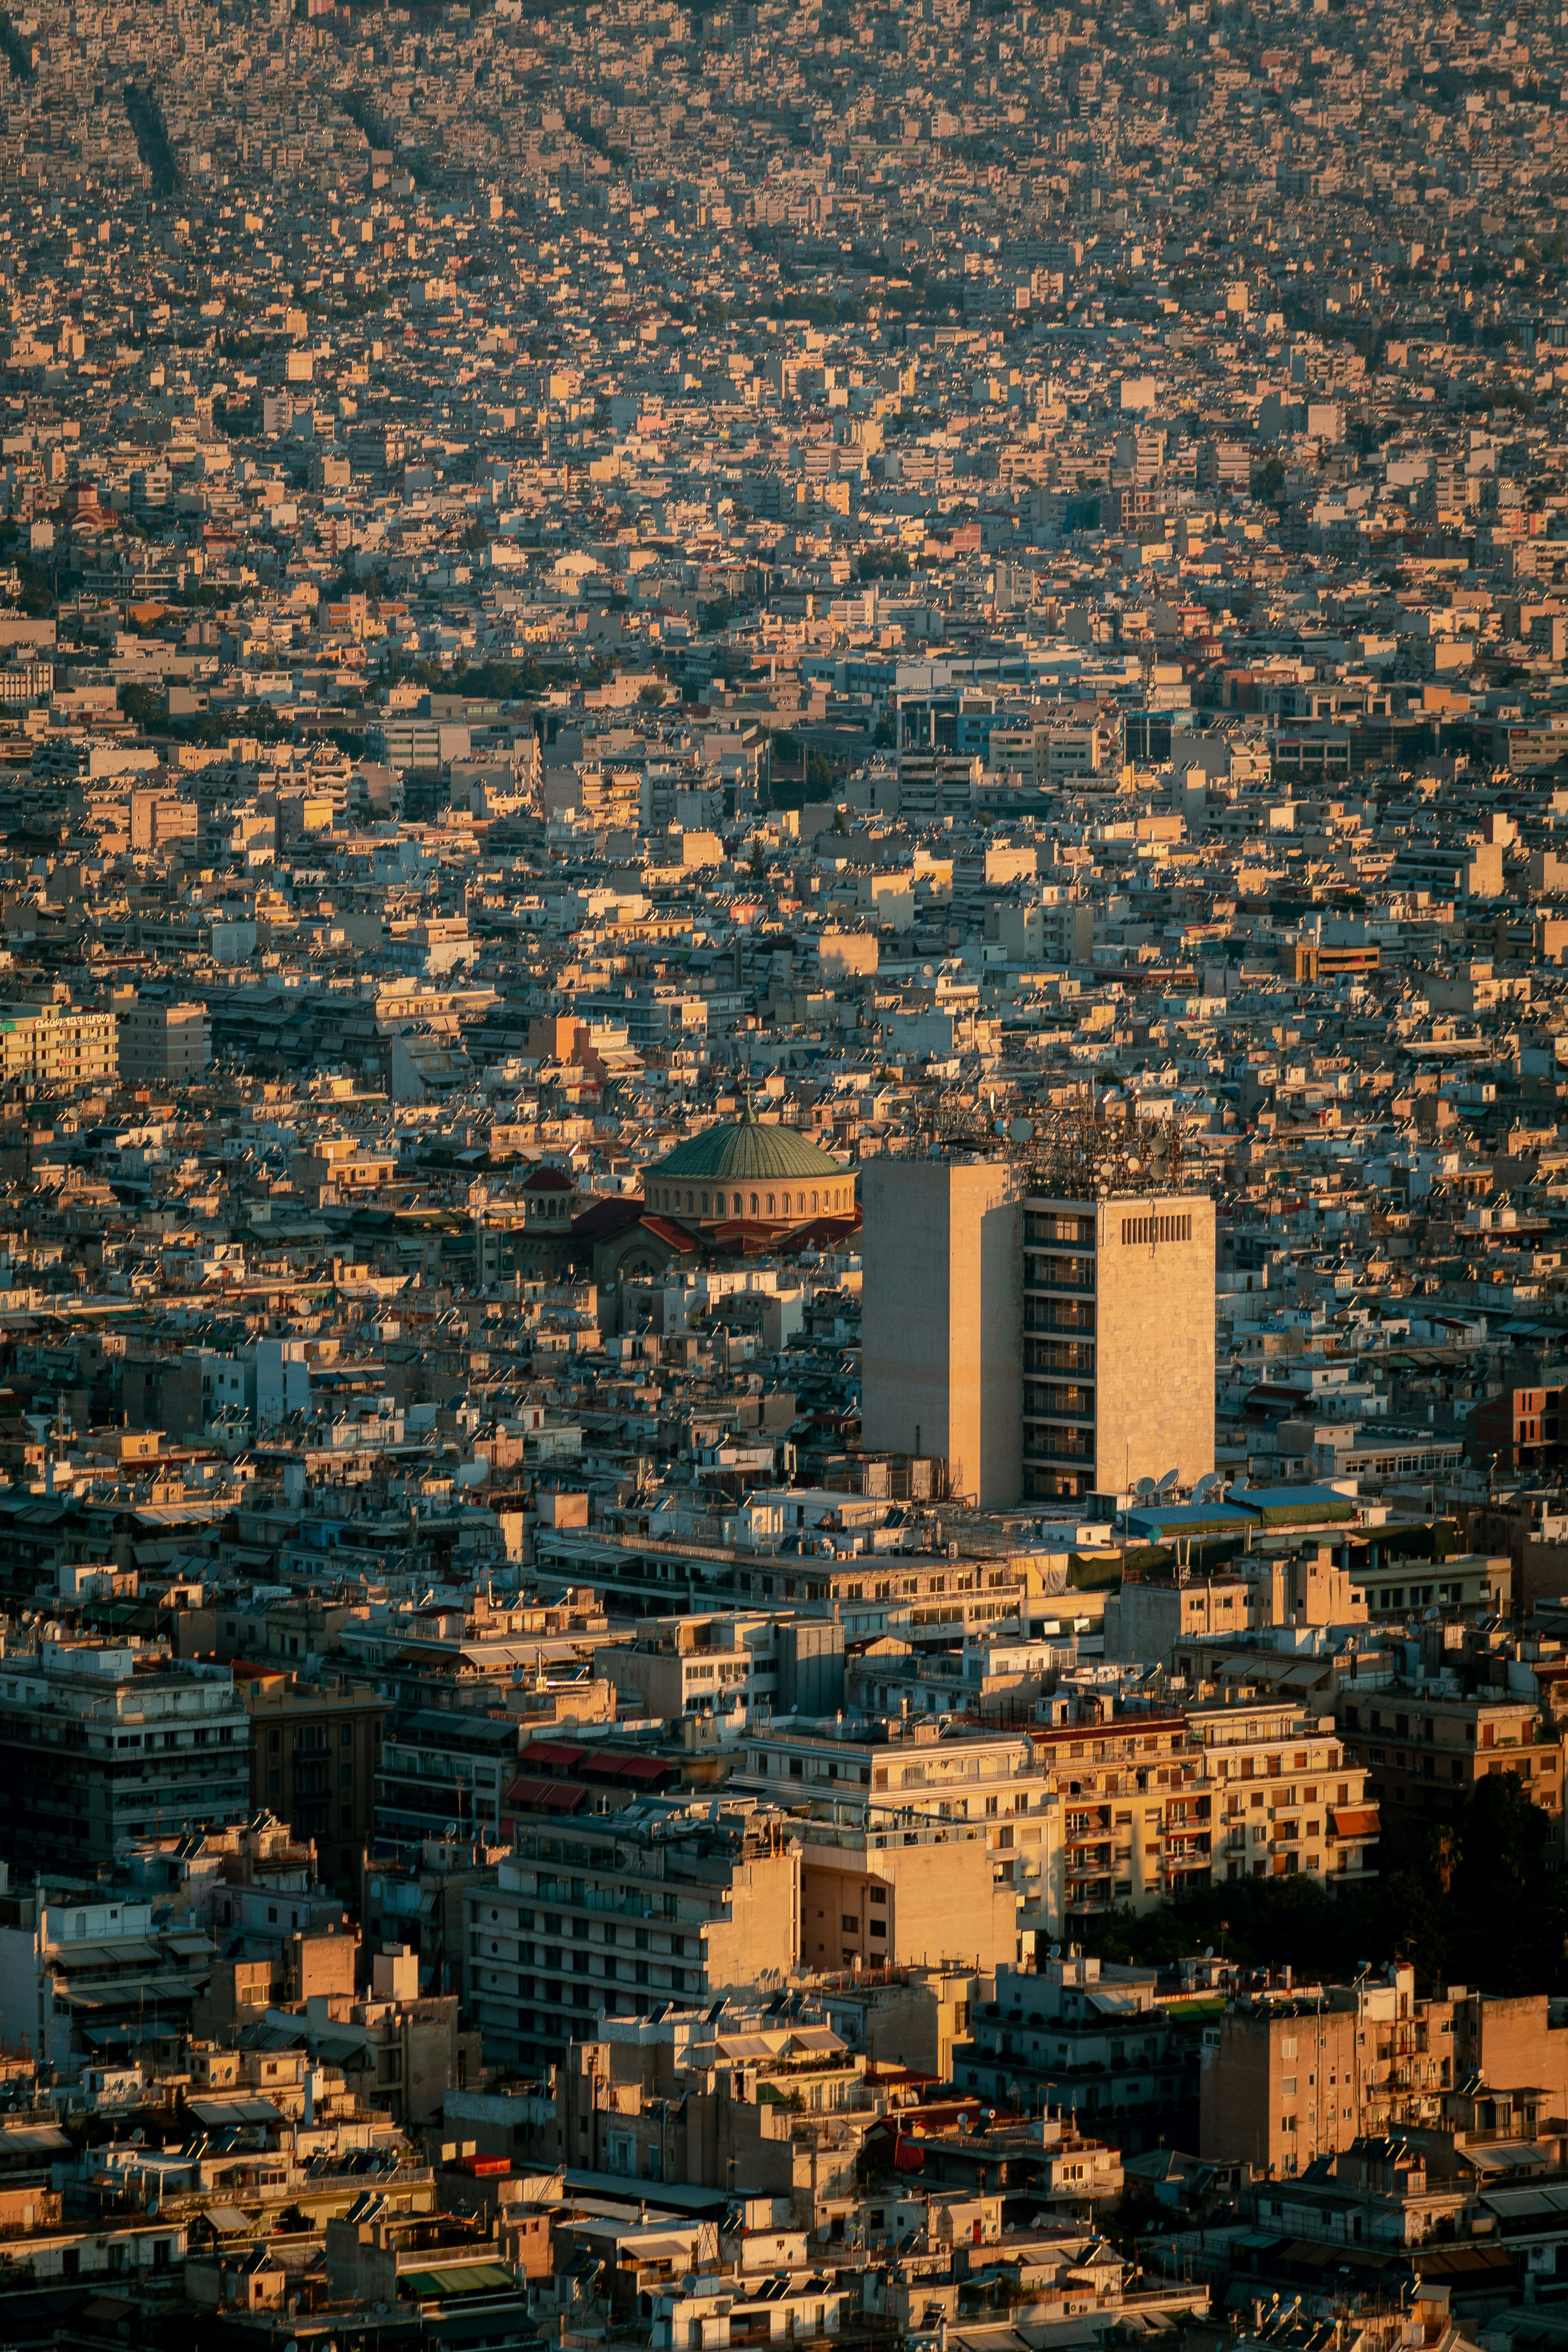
(571, 1102, 859, 1285)
(641, 1105, 856, 1233)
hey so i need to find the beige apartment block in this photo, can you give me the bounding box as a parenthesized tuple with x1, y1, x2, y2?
(796, 1821, 1018, 1977)
(0, 1001, 117, 1085)
(1022, 1189, 1215, 1503)
(1201, 2000, 1362, 2176)
(1186, 1701, 1380, 1888)
(861, 1156, 1021, 1509)
(112, 992, 211, 1083)
(470, 1814, 803, 2076)
(744, 1723, 1059, 1929)
(1105, 1573, 1253, 1662)
(1198, 1966, 1568, 2176)
(1028, 1713, 1203, 1925)
(863, 1166, 1215, 1512)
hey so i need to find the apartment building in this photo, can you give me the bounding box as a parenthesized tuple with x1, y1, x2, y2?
(598, 1612, 784, 1718)
(1021, 1190, 1215, 1502)
(794, 1815, 1019, 1975)
(1349, 1552, 1510, 1618)
(0, 1000, 117, 1085)
(466, 1802, 800, 2074)
(377, 1707, 519, 1852)
(1114, 1549, 1366, 1669)
(860, 1163, 1215, 1510)
(741, 1718, 1060, 1933)
(1025, 1713, 1199, 1925)
(1336, 1683, 1562, 1852)
(1199, 1966, 1568, 2177)
(0, 1884, 216, 2077)
(531, 1517, 1045, 1646)
(111, 991, 211, 1082)
(236, 1670, 385, 1892)
(129, 789, 199, 852)
(954, 1954, 1198, 2153)
(1187, 1700, 1381, 1886)
(0, 1637, 250, 1873)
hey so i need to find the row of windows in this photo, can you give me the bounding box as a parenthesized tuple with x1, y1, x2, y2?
(266, 1722, 370, 1753)
(1025, 1383, 1095, 1419)
(487, 1896, 685, 1935)
(1024, 1466, 1091, 1499)
(117, 1727, 235, 1748)
(649, 1183, 851, 1219)
(1024, 1426, 1094, 1461)
(1025, 1338, 1096, 1374)
(1024, 1212, 1096, 1246)
(1343, 1706, 1500, 1744)
(1024, 1295, 1096, 1333)
(1024, 1253, 1096, 1292)
(480, 1943, 690, 1986)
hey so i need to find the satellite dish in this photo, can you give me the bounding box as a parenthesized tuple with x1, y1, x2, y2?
(1204, 1946, 1214, 1960)
(1191, 1470, 1224, 1504)
(1156, 1467, 1179, 1497)
(1135, 1476, 1157, 1496)
(1009, 1117, 1033, 1144)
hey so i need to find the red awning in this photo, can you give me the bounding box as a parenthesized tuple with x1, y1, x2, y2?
(522, 1741, 587, 1769)
(504, 1776, 559, 1808)
(893, 2138, 925, 2173)
(584, 1753, 671, 1783)
(1331, 1807, 1379, 1837)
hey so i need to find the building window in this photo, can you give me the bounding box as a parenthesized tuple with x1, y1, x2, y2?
(1120, 1213, 1193, 1245)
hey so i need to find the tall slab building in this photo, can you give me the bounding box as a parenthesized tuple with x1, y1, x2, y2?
(862, 1159, 1215, 1510)
(860, 1158, 1022, 1510)
(1020, 1187, 1215, 1503)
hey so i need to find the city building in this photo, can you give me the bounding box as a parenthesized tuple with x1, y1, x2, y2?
(236, 1669, 386, 1891)
(111, 992, 212, 1083)
(0, 1637, 249, 1874)
(465, 1801, 800, 2075)
(1022, 1187, 1216, 1503)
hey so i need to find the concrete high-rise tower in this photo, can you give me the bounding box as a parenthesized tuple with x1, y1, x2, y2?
(860, 1158, 1022, 1510)
(861, 1157, 1215, 1509)
(1020, 1186, 1215, 1504)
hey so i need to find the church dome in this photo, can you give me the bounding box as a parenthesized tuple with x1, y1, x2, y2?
(644, 1107, 845, 1186)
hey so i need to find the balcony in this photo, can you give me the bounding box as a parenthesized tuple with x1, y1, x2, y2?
(1024, 1258, 1097, 1295)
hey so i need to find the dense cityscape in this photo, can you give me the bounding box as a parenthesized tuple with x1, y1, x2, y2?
(1, 0, 1568, 2347)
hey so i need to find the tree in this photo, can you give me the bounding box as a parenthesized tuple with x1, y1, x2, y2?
(806, 751, 834, 797)
(638, 681, 667, 707)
